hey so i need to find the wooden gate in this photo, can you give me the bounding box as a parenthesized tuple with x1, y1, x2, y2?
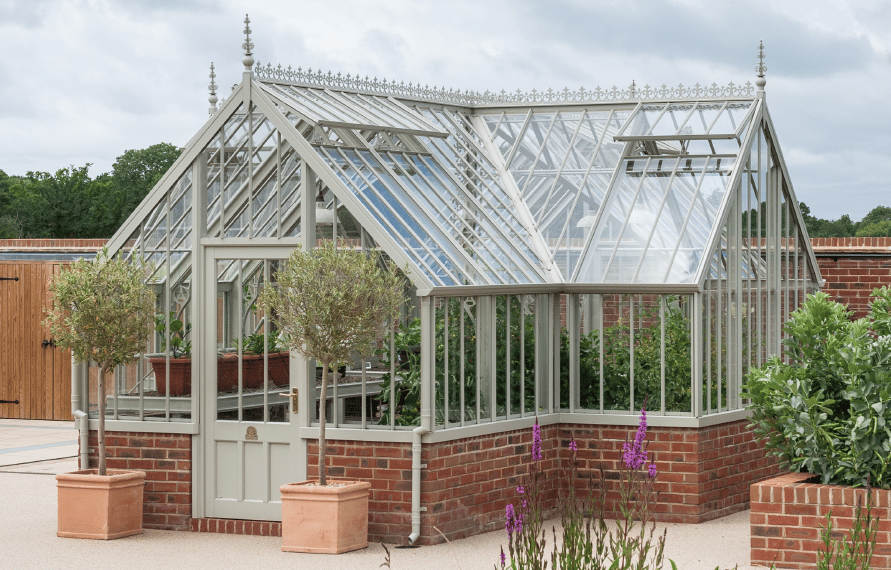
(0, 261, 72, 420)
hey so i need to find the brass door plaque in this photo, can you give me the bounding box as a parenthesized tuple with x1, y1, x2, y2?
(245, 426, 258, 441)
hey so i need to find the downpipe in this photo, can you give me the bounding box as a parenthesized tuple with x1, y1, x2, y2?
(408, 296, 433, 546)
(72, 410, 90, 470)
(407, 425, 428, 546)
(70, 359, 90, 470)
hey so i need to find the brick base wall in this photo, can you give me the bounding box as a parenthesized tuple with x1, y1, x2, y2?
(307, 440, 414, 543)
(308, 429, 562, 545)
(311, 419, 778, 544)
(88, 419, 777, 544)
(190, 519, 281, 536)
(751, 472, 891, 569)
(421, 425, 562, 543)
(86, 431, 192, 531)
(564, 419, 781, 524)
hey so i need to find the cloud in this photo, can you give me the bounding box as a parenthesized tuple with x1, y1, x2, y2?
(0, 0, 888, 222)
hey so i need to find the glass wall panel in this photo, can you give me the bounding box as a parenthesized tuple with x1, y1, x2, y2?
(215, 258, 289, 423)
(432, 294, 539, 430)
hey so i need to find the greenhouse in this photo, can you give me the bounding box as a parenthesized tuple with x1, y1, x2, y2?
(73, 26, 820, 542)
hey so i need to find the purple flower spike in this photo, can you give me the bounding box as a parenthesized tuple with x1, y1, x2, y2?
(647, 463, 658, 478)
(500, 550, 506, 568)
(569, 439, 578, 452)
(532, 420, 542, 461)
(517, 485, 525, 494)
(505, 503, 515, 536)
(622, 407, 650, 470)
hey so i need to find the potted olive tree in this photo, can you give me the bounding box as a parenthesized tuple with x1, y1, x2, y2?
(45, 248, 155, 539)
(258, 240, 404, 554)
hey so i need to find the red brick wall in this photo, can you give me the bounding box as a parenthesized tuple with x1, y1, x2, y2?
(422, 425, 562, 543)
(190, 518, 281, 536)
(561, 419, 780, 524)
(89, 419, 777, 544)
(87, 431, 192, 531)
(751, 472, 891, 569)
(812, 237, 891, 318)
(307, 439, 414, 543)
(310, 420, 778, 545)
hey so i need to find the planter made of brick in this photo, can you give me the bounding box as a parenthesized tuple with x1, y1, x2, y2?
(751, 472, 891, 569)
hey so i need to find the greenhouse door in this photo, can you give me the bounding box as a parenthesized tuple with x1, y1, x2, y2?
(202, 247, 301, 521)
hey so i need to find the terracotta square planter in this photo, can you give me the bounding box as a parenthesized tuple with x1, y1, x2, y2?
(280, 479, 371, 554)
(56, 470, 146, 540)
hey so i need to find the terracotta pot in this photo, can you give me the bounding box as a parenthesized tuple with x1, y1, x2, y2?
(147, 357, 192, 396)
(280, 479, 371, 554)
(149, 352, 290, 396)
(56, 469, 145, 540)
(217, 351, 290, 391)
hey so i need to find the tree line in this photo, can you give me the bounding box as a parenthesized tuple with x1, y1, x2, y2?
(741, 203, 891, 239)
(799, 203, 891, 238)
(0, 143, 180, 239)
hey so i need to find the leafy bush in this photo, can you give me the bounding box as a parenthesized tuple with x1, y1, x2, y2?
(742, 288, 891, 488)
(44, 249, 155, 475)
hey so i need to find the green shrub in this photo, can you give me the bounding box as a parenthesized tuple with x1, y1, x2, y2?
(743, 288, 891, 488)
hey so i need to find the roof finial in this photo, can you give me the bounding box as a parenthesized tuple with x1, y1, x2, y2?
(755, 40, 767, 92)
(208, 62, 218, 115)
(630, 79, 637, 99)
(242, 14, 254, 73)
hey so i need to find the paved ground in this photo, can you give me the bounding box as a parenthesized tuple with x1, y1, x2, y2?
(0, 419, 765, 570)
(0, 419, 78, 466)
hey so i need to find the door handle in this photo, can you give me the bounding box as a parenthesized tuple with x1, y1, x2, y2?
(41, 338, 56, 349)
(279, 388, 298, 413)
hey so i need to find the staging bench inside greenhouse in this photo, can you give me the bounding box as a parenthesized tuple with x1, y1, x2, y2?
(71, 24, 821, 543)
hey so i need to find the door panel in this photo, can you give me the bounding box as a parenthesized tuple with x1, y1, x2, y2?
(0, 262, 71, 420)
(204, 248, 299, 521)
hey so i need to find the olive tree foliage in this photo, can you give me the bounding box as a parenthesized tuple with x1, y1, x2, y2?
(44, 249, 155, 476)
(258, 241, 406, 485)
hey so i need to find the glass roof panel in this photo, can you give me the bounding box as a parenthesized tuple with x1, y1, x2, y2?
(622, 100, 754, 139)
(316, 146, 480, 286)
(259, 82, 446, 135)
(415, 107, 546, 274)
(389, 153, 541, 284)
(487, 113, 527, 158)
(509, 113, 555, 173)
(576, 153, 736, 283)
(484, 109, 630, 280)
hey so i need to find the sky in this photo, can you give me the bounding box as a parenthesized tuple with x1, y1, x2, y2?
(1, 0, 889, 221)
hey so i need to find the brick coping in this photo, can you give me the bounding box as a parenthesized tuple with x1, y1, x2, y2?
(0, 239, 107, 252)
